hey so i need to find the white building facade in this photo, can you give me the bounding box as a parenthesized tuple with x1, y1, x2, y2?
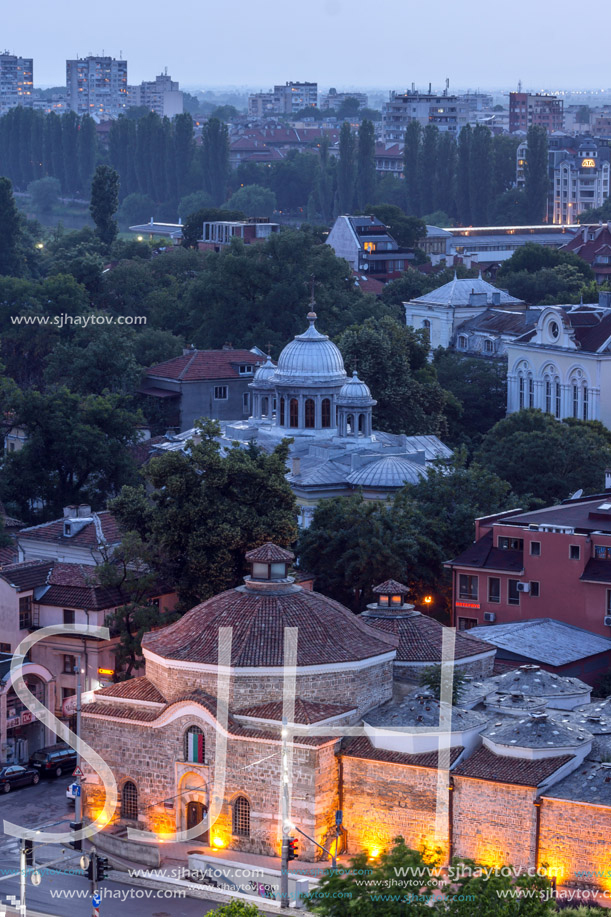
(66, 56, 128, 117)
(553, 139, 610, 225)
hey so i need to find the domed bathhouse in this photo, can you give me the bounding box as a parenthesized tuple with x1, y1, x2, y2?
(80, 545, 611, 890)
(150, 309, 452, 526)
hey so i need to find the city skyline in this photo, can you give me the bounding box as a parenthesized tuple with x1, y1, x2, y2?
(4, 0, 611, 91)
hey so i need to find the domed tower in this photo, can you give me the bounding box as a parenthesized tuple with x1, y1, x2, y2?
(336, 371, 376, 438)
(248, 354, 276, 422)
(272, 311, 347, 436)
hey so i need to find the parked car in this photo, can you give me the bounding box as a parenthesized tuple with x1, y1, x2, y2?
(0, 764, 40, 793)
(29, 744, 77, 778)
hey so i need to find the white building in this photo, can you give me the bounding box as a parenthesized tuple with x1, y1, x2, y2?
(506, 299, 611, 425)
(320, 88, 368, 111)
(128, 72, 183, 118)
(248, 81, 317, 117)
(66, 55, 128, 117)
(0, 52, 33, 115)
(382, 87, 468, 142)
(553, 139, 610, 225)
(403, 275, 525, 351)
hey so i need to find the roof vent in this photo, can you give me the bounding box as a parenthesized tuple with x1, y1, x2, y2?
(530, 712, 548, 721)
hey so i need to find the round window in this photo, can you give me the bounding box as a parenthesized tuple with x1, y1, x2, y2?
(549, 321, 559, 340)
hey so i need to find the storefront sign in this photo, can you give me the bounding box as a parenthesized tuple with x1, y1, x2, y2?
(62, 695, 78, 717)
(581, 158, 596, 168)
(6, 715, 20, 729)
(20, 711, 33, 725)
(455, 601, 480, 609)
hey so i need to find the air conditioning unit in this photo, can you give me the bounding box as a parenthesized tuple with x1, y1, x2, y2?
(604, 615, 611, 627)
(483, 612, 496, 623)
(516, 582, 530, 593)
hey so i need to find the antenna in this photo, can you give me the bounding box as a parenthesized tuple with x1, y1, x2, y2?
(518, 79, 522, 93)
(445, 77, 449, 95)
(570, 489, 583, 500)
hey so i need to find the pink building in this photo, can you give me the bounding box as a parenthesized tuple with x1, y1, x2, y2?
(446, 492, 611, 642)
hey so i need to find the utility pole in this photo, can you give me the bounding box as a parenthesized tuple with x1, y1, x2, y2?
(90, 847, 98, 917)
(70, 655, 84, 851)
(19, 839, 26, 917)
(280, 717, 290, 910)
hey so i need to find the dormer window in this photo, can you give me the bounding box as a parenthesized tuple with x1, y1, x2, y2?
(64, 522, 71, 536)
(372, 579, 409, 608)
(549, 321, 559, 340)
(239, 364, 254, 375)
(251, 561, 288, 580)
(378, 593, 403, 607)
(245, 543, 295, 582)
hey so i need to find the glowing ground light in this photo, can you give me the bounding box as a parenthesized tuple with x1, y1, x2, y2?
(212, 836, 226, 848)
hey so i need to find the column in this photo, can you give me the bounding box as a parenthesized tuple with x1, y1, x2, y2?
(315, 394, 322, 430)
(0, 691, 6, 761)
(507, 373, 518, 413)
(560, 384, 571, 420)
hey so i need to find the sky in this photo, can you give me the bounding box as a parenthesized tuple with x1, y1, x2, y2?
(5, 0, 611, 92)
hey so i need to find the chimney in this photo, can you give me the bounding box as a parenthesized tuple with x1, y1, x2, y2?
(605, 468, 611, 491)
(469, 292, 487, 307)
(491, 291, 501, 306)
(63, 505, 78, 518)
(292, 457, 301, 476)
(599, 291, 611, 310)
(77, 504, 92, 518)
(183, 344, 196, 355)
(222, 342, 234, 351)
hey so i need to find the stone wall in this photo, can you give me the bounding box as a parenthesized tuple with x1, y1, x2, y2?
(539, 798, 611, 893)
(145, 657, 394, 718)
(452, 777, 537, 869)
(394, 653, 495, 684)
(341, 755, 445, 859)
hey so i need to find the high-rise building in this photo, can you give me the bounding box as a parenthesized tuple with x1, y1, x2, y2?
(0, 52, 33, 115)
(128, 72, 183, 118)
(247, 81, 317, 117)
(382, 87, 468, 141)
(552, 138, 610, 224)
(509, 92, 564, 133)
(66, 55, 128, 117)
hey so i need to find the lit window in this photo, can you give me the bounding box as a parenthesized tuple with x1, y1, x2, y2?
(121, 781, 138, 820)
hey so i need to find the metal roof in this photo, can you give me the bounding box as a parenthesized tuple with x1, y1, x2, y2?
(410, 276, 523, 308)
(468, 619, 611, 666)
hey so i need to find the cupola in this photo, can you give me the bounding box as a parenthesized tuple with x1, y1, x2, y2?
(372, 579, 411, 610)
(244, 542, 294, 582)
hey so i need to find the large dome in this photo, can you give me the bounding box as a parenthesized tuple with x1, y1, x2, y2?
(347, 455, 426, 489)
(273, 312, 347, 386)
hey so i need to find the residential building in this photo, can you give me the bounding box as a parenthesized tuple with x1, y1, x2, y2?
(506, 296, 611, 424)
(247, 81, 317, 117)
(326, 214, 416, 282)
(382, 87, 468, 142)
(448, 224, 577, 269)
(0, 52, 33, 115)
(128, 71, 183, 118)
(403, 274, 525, 350)
(509, 92, 564, 133)
(446, 488, 611, 642)
(17, 506, 122, 565)
(552, 138, 610, 224)
(78, 550, 610, 893)
(140, 346, 267, 431)
(66, 55, 128, 117)
(561, 223, 611, 284)
(320, 88, 368, 111)
(374, 142, 404, 178)
(198, 218, 279, 252)
(453, 308, 539, 358)
(420, 225, 452, 263)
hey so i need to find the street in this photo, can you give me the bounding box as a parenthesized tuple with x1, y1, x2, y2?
(0, 780, 220, 916)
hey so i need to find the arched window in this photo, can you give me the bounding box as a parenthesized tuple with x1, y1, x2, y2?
(422, 319, 430, 342)
(289, 398, 299, 428)
(572, 384, 579, 418)
(346, 413, 354, 434)
(583, 385, 589, 420)
(279, 397, 285, 426)
(184, 726, 205, 764)
(528, 377, 534, 408)
(261, 396, 269, 417)
(305, 398, 315, 428)
(321, 398, 331, 428)
(519, 375, 525, 410)
(554, 380, 561, 418)
(358, 414, 364, 434)
(545, 379, 552, 414)
(233, 796, 250, 837)
(121, 781, 138, 820)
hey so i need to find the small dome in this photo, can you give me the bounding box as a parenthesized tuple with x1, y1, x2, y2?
(337, 371, 376, 405)
(482, 712, 592, 753)
(274, 312, 347, 386)
(347, 455, 426, 489)
(251, 354, 276, 386)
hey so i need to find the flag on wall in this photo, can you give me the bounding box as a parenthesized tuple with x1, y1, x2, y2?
(188, 731, 205, 763)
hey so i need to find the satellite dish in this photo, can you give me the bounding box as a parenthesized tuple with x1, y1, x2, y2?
(570, 489, 583, 500)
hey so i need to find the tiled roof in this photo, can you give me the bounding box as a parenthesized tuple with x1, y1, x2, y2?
(448, 531, 524, 573)
(234, 698, 354, 724)
(18, 511, 121, 546)
(146, 350, 265, 382)
(83, 702, 162, 722)
(0, 546, 18, 566)
(455, 308, 535, 336)
(142, 586, 397, 668)
(561, 224, 611, 268)
(453, 746, 573, 786)
(372, 579, 410, 595)
(0, 560, 54, 591)
(352, 272, 385, 296)
(341, 736, 463, 769)
(97, 677, 166, 704)
(244, 543, 294, 563)
(363, 610, 494, 663)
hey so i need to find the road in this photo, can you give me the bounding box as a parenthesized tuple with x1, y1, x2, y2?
(0, 780, 219, 916)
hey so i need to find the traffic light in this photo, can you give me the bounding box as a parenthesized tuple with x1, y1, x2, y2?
(287, 837, 299, 861)
(96, 855, 110, 882)
(86, 855, 95, 881)
(24, 839, 34, 868)
(69, 821, 82, 851)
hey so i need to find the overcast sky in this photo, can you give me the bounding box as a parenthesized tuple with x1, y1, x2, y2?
(5, 0, 611, 91)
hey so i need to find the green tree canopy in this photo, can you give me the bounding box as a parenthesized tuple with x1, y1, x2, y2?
(432, 351, 507, 447)
(27, 177, 61, 214)
(0, 178, 23, 276)
(117, 193, 155, 227)
(524, 125, 549, 224)
(110, 420, 298, 607)
(365, 204, 426, 248)
(224, 184, 277, 217)
(90, 165, 120, 248)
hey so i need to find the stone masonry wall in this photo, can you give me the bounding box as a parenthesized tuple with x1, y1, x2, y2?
(144, 657, 394, 717)
(394, 654, 495, 683)
(539, 798, 611, 892)
(453, 777, 537, 869)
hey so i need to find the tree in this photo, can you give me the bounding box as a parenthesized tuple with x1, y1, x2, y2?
(469, 125, 493, 225)
(496, 242, 594, 303)
(491, 134, 521, 199)
(476, 410, 611, 505)
(456, 124, 471, 224)
(90, 165, 120, 248)
(366, 205, 426, 248)
(576, 105, 591, 126)
(27, 177, 61, 214)
(305, 837, 439, 916)
(336, 316, 451, 436)
(110, 420, 298, 607)
(298, 493, 441, 611)
(224, 184, 277, 217)
(201, 118, 230, 206)
(337, 122, 356, 213)
(117, 192, 155, 227)
(336, 97, 362, 119)
(178, 190, 213, 219)
(43, 322, 143, 395)
(524, 126, 549, 223)
(418, 125, 439, 216)
(0, 178, 23, 276)
(419, 665, 467, 705)
(436, 861, 556, 917)
(0, 388, 142, 521)
(356, 119, 376, 210)
(181, 207, 244, 249)
(432, 351, 507, 447)
(434, 133, 457, 216)
(404, 121, 421, 215)
(205, 903, 264, 917)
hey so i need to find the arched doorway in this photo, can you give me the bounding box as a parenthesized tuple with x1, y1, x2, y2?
(186, 801, 209, 843)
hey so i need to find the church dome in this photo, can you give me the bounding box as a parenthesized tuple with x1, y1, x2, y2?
(337, 371, 376, 405)
(347, 455, 426, 489)
(250, 354, 276, 388)
(273, 312, 347, 386)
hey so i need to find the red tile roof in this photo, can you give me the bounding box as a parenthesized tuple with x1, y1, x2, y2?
(364, 610, 493, 663)
(142, 586, 397, 668)
(0, 560, 54, 591)
(97, 677, 166, 704)
(0, 546, 18, 566)
(372, 579, 409, 595)
(235, 698, 354, 724)
(147, 350, 265, 382)
(245, 543, 294, 563)
(453, 746, 573, 787)
(342, 736, 463, 769)
(18, 511, 121, 547)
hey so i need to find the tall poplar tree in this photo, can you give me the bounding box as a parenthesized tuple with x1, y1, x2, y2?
(524, 125, 549, 223)
(90, 164, 120, 248)
(356, 119, 376, 210)
(456, 123, 472, 224)
(418, 124, 439, 216)
(435, 132, 457, 216)
(201, 117, 230, 206)
(337, 121, 356, 213)
(0, 178, 22, 276)
(404, 120, 421, 215)
(469, 125, 493, 225)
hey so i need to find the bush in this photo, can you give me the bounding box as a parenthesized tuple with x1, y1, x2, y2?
(27, 177, 61, 213)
